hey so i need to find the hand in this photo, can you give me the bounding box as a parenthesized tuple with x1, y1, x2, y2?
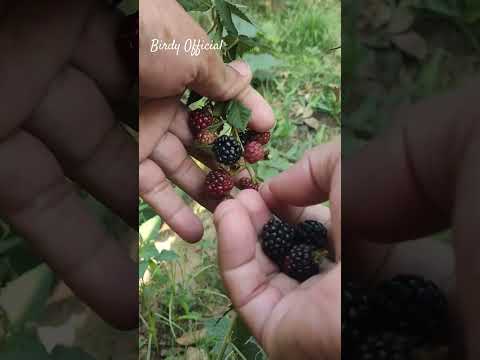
(0, 2, 137, 329)
(343, 77, 480, 359)
(214, 141, 341, 360)
(138, 0, 274, 242)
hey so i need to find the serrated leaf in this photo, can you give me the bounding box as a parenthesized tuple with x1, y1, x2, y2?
(50, 346, 96, 360)
(215, 0, 238, 36)
(232, 15, 257, 37)
(227, 3, 253, 24)
(178, 0, 211, 12)
(226, 101, 251, 129)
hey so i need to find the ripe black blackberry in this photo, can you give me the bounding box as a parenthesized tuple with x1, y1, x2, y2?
(295, 220, 328, 248)
(212, 135, 243, 165)
(342, 282, 371, 349)
(239, 130, 254, 146)
(370, 275, 448, 342)
(354, 332, 414, 360)
(261, 218, 295, 266)
(283, 244, 320, 282)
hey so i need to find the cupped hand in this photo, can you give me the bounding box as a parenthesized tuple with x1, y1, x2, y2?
(0, 2, 137, 329)
(214, 141, 341, 360)
(138, 0, 274, 242)
(342, 77, 480, 359)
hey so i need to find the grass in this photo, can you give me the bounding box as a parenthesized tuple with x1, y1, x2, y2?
(139, 0, 341, 359)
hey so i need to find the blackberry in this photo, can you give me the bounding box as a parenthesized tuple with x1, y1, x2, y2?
(196, 129, 216, 145)
(283, 244, 320, 282)
(213, 135, 242, 165)
(295, 220, 328, 248)
(244, 141, 265, 164)
(237, 177, 259, 191)
(354, 332, 414, 360)
(251, 131, 271, 145)
(261, 218, 295, 266)
(204, 169, 234, 199)
(239, 130, 254, 146)
(342, 282, 371, 349)
(370, 275, 448, 342)
(189, 109, 214, 133)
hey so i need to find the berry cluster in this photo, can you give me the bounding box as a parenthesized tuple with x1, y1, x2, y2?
(260, 218, 329, 282)
(342, 275, 449, 360)
(187, 107, 270, 199)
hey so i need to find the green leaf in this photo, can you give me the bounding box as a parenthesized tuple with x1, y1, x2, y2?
(243, 53, 282, 80)
(178, 0, 211, 12)
(51, 346, 96, 360)
(139, 261, 148, 279)
(140, 242, 158, 262)
(232, 15, 257, 37)
(226, 100, 251, 129)
(157, 250, 179, 262)
(215, 0, 238, 36)
(227, 3, 253, 24)
(0, 236, 22, 255)
(1, 333, 50, 360)
(268, 157, 291, 171)
(231, 318, 265, 359)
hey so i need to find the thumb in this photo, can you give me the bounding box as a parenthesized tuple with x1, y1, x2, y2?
(268, 140, 341, 207)
(190, 59, 252, 101)
(190, 59, 274, 132)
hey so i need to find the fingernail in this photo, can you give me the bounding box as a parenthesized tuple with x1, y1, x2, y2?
(228, 60, 250, 76)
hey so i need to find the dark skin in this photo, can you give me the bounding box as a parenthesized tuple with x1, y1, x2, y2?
(0, 1, 138, 329)
(343, 76, 480, 359)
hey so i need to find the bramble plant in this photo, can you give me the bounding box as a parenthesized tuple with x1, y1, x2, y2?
(178, 0, 275, 198)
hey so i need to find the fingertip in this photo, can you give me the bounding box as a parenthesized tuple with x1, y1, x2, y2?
(236, 189, 271, 232)
(183, 217, 204, 243)
(214, 198, 241, 226)
(243, 88, 275, 132)
(227, 60, 252, 78)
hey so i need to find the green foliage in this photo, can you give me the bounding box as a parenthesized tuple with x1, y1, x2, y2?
(178, 0, 212, 12)
(226, 100, 251, 130)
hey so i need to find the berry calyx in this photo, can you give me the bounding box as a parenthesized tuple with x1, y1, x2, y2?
(237, 177, 259, 191)
(189, 109, 214, 133)
(295, 220, 328, 248)
(196, 129, 216, 145)
(244, 141, 265, 164)
(213, 135, 243, 165)
(204, 169, 234, 199)
(261, 218, 295, 266)
(283, 244, 320, 282)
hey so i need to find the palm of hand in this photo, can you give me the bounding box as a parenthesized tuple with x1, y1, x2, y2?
(215, 190, 340, 360)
